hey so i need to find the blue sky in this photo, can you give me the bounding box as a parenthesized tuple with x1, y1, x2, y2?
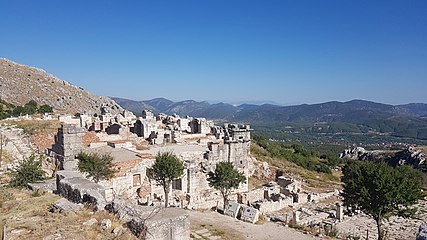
(1, 1, 426, 105)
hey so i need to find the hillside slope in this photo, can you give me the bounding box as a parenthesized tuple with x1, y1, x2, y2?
(0, 58, 123, 115)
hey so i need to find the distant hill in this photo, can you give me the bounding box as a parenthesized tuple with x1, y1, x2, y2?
(112, 97, 427, 140)
(0, 58, 123, 115)
(397, 103, 427, 117)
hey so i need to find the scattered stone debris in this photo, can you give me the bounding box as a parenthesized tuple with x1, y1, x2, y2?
(112, 226, 125, 236)
(106, 197, 189, 240)
(100, 219, 112, 230)
(51, 198, 83, 213)
(43, 233, 62, 240)
(82, 218, 98, 226)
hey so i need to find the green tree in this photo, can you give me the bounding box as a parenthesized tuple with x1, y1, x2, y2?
(341, 161, 423, 240)
(76, 152, 116, 183)
(9, 154, 46, 188)
(12, 106, 26, 116)
(23, 100, 38, 115)
(147, 152, 184, 207)
(207, 161, 246, 211)
(37, 104, 53, 113)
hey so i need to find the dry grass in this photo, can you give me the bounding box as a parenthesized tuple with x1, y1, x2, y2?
(0, 149, 13, 165)
(5, 120, 60, 136)
(191, 223, 244, 240)
(135, 144, 150, 151)
(0, 187, 137, 240)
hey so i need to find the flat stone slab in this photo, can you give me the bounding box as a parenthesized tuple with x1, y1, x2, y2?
(207, 236, 221, 240)
(195, 229, 209, 235)
(52, 198, 83, 212)
(191, 233, 203, 239)
(28, 178, 57, 193)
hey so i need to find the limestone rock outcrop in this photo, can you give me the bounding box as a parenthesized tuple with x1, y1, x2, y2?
(0, 58, 123, 115)
(389, 146, 426, 168)
(340, 146, 427, 170)
(339, 147, 384, 160)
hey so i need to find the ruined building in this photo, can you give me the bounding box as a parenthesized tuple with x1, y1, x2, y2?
(49, 110, 253, 210)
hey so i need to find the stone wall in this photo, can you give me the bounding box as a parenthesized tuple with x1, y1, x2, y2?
(100, 160, 152, 200)
(106, 198, 190, 240)
(56, 171, 107, 209)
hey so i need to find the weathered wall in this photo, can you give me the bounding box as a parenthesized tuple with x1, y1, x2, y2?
(56, 170, 107, 209)
(100, 160, 152, 200)
(106, 198, 190, 240)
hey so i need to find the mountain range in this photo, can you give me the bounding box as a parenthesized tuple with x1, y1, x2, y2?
(112, 97, 427, 140)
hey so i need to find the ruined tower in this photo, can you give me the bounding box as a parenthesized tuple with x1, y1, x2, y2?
(52, 124, 85, 170)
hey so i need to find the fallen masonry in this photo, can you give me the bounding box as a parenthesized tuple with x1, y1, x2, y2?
(223, 202, 260, 224)
(56, 170, 107, 209)
(51, 198, 83, 213)
(106, 197, 190, 240)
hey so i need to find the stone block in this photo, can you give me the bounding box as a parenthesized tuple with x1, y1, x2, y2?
(224, 202, 241, 218)
(56, 171, 107, 209)
(106, 198, 190, 240)
(52, 198, 83, 212)
(241, 206, 259, 224)
(101, 219, 112, 230)
(83, 218, 98, 226)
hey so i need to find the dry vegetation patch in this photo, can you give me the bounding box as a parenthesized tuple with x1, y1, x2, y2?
(0, 188, 136, 240)
(251, 143, 341, 191)
(5, 120, 60, 136)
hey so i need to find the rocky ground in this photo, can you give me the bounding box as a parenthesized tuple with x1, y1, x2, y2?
(0, 123, 36, 184)
(0, 123, 35, 162)
(268, 195, 427, 240)
(188, 210, 317, 240)
(335, 200, 427, 240)
(0, 58, 123, 115)
(0, 188, 137, 240)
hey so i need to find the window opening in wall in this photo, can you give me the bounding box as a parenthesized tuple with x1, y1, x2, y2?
(172, 178, 182, 190)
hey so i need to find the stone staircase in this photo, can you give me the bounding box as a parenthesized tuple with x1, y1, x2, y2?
(1, 124, 36, 169)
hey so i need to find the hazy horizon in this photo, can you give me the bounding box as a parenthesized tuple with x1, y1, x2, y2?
(1, 1, 426, 105)
(110, 95, 427, 106)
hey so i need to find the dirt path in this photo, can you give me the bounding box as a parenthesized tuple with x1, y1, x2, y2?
(187, 210, 317, 240)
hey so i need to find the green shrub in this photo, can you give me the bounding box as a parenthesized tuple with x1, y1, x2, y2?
(325, 226, 339, 237)
(38, 104, 53, 113)
(9, 154, 46, 188)
(77, 152, 116, 183)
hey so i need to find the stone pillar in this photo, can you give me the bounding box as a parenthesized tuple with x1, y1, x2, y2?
(336, 203, 344, 222)
(292, 211, 300, 225)
(54, 124, 85, 170)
